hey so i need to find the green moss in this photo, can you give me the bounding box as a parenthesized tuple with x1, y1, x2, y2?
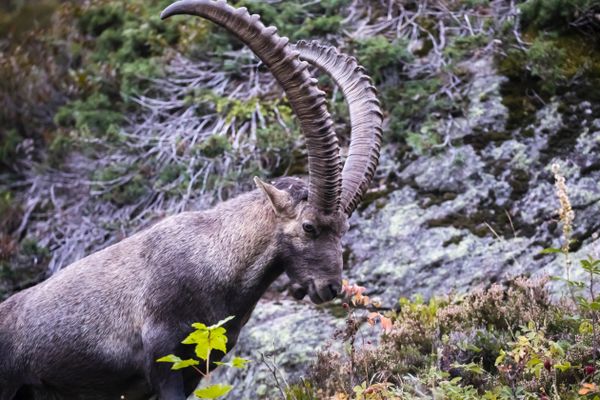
(498, 30, 600, 133)
(195, 135, 231, 158)
(426, 202, 535, 239)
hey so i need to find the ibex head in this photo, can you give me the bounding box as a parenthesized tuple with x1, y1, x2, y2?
(161, 1, 383, 304)
(254, 176, 346, 303)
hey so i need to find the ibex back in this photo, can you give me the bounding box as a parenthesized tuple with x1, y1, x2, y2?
(0, 0, 383, 399)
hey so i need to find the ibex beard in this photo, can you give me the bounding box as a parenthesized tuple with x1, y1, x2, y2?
(0, 0, 383, 398)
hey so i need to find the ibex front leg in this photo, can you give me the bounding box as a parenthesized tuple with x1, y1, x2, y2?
(142, 322, 186, 400)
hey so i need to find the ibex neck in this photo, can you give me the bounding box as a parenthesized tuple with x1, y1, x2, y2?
(209, 191, 283, 315)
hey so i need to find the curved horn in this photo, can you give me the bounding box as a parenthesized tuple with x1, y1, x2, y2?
(293, 40, 383, 216)
(161, 0, 342, 213)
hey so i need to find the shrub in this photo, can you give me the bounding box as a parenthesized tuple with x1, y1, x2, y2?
(196, 135, 231, 158)
(520, 0, 600, 33)
(354, 36, 413, 84)
(54, 93, 124, 139)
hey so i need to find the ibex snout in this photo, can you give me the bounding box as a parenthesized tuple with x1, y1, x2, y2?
(309, 278, 342, 304)
(289, 278, 341, 304)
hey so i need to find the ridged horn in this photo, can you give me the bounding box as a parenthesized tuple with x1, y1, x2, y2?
(293, 40, 383, 216)
(161, 0, 342, 213)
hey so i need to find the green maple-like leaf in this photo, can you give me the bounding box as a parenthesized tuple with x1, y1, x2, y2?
(194, 384, 233, 399)
(156, 354, 200, 370)
(231, 357, 251, 369)
(214, 356, 251, 369)
(182, 316, 234, 360)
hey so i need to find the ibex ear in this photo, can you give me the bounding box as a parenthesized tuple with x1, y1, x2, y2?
(254, 177, 293, 216)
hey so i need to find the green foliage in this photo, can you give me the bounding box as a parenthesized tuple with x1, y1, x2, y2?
(299, 273, 600, 399)
(47, 133, 74, 167)
(443, 34, 488, 60)
(156, 354, 200, 370)
(0, 233, 48, 301)
(233, 0, 350, 40)
(20, 238, 50, 260)
(0, 191, 14, 219)
(78, 2, 124, 37)
(462, 0, 490, 7)
(520, 0, 599, 32)
(384, 78, 456, 150)
(93, 164, 149, 206)
(55, 93, 123, 139)
(194, 384, 233, 399)
(156, 163, 188, 190)
(527, 37, 567, 94)
(196, 135, 231, 158)
(354, 36, 413, 83)
(182, 316, 233, 360)
(298, 15, 343, 38)
(285, 380, 317, 400)
(0, 129, 22, 166)
(76, 2, 177, 97)
(157, 316, 250, 400)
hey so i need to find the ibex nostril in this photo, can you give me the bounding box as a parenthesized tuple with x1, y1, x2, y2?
(328, 283, 341, 298)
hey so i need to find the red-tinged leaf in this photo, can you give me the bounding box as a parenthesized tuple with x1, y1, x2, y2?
(380, 316, 393, 333)
(367, 312, 379, 326)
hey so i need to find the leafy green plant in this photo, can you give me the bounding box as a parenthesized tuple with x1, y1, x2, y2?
(354, 35, 412, 84)
(527, 37, 568, 94)
(233, 0, 350, 40)
(157, 316, 250, 399)
(54, 93, 124, 139)
(520, 0, 600, 33)
(196, 135, 231, 158)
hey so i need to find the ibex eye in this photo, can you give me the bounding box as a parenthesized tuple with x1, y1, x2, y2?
(302, 222, 316, 234)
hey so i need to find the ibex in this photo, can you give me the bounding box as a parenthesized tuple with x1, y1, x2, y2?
(0, 1, 382, 399)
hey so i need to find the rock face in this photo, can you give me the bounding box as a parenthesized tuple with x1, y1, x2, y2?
(220, 56, 600, 398)
(211, 299, 345, 399)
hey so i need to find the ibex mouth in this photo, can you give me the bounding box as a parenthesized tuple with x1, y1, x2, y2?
(289, 283, 307, 300)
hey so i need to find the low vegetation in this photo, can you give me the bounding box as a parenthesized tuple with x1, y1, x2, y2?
(288, 270, 599, 399)
(158, 316, 251, 399)
(283, 165, 600, 399)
